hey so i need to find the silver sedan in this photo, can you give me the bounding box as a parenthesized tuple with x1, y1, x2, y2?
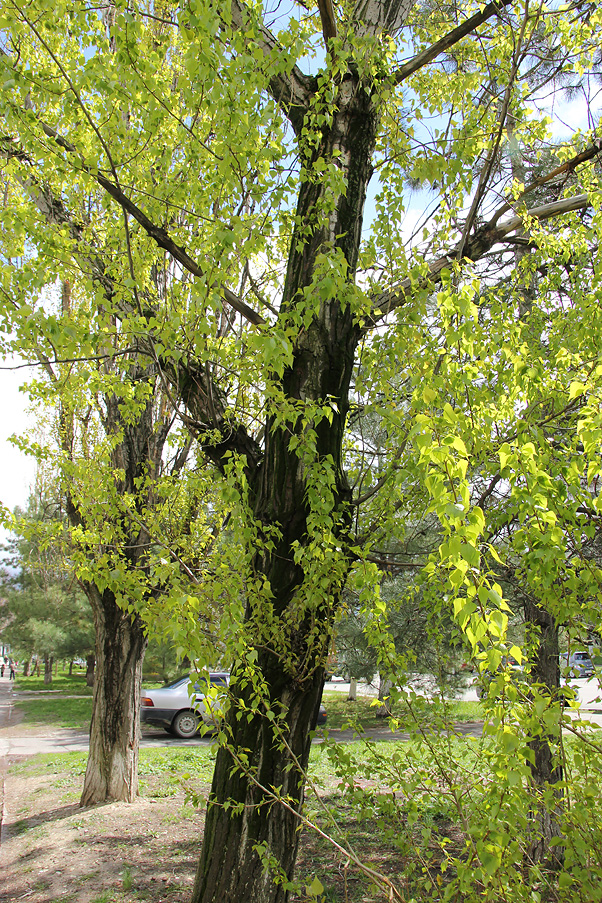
(141, 672, 327, 739)
(140, 672, 230, 738)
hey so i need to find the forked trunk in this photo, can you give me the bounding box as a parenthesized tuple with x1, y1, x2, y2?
(80, 586, 147, 807)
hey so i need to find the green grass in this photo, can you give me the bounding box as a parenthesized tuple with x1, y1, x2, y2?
(14, 671, 93, 695)
(9, 746, 217, 784)
(321, 691, 483, 731)
(14, 696, 93, 731)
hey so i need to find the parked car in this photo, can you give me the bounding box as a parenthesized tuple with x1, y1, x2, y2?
(140, 672, 230, 738)
(141, 672, 327, 738)
(562, 651, 595, 679)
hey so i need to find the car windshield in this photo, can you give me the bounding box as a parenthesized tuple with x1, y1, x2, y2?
(159, 671, 230, 691)
(161, 675, 190, 689)
(193, 673, 229, 691)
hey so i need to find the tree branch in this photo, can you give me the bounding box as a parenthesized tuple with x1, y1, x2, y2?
(369, 193, 591, 322)
(317, 0, 338, 43)
(389, 0, 514, 85)
(230, 0, 314, 135)
(2, 127, 265, 327)
(2, 139, 264, 479)
(488, 140, 602, 227)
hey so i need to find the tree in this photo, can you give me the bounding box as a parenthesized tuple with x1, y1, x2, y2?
(1, 492, 94, 680)
(2, 0, 602, 900)
(0, 273, 210, 803)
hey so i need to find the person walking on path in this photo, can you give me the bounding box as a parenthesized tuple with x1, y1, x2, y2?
(9, 661, 15, 680)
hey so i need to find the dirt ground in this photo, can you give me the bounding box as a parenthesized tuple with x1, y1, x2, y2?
(0, 760, 207, 903)
(0, 747, 410, 903)
(0, 755, 393, 903)
(0, 679, 438, 902)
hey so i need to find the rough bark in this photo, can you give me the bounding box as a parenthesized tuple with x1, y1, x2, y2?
(85, 653, 96, 687)
(192, 68, 379, 903)
(43, 654, 53, 684)
(377, 675, 393, 718)
(524, 597, 564, 867)
(80, 585, 147, 807)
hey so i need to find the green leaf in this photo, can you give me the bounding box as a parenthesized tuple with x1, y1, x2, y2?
(306, 876, 324, 898)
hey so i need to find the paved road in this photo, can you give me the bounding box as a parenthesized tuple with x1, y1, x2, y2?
(1, 675, 601, 758)
(0, 676, 486, 758)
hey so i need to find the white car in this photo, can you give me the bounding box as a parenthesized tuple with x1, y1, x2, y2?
(140, 672, 230, 738)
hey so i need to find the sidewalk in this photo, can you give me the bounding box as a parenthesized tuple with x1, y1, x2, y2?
(0, 671, 20, 740)
(0, 673, 19, 850)
(0, 672, 19, 730)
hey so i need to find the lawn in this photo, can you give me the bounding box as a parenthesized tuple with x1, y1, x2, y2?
(10, 672, 484, 736)
(14, 670, 94, 695)
(11, 670, 94, 730)
(321, 690, 483, 731)
(14, 695, 93, 731)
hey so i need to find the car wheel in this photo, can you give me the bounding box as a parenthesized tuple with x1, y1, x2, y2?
(171, 710, 200, 739)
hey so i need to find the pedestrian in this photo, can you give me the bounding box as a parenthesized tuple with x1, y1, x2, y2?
(9, 661, 15, 680)
(0, 662, 4, 677)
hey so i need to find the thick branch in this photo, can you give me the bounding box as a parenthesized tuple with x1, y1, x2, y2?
(173, 361, 263, 480)
(230, 0, 314, 135)
(353, 0, 416, 37)
(370, 193, 591, 321)
(317, 0, 338, 43)
(390, 0, 514, 84)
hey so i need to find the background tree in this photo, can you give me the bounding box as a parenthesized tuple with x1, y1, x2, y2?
(1, 491, 94, 680)
(0, 271, 221, 803)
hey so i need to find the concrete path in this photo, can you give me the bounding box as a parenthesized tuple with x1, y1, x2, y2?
(0, 673, 19, 730)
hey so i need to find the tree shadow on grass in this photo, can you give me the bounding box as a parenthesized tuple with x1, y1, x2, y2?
(8, 801, 83, 835)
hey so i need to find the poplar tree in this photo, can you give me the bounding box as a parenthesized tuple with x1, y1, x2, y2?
(2, 0, 602, 899)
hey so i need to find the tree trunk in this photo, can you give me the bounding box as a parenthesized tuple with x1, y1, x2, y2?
(23, 660, 30, 677)
(192, 71, 378, 903)
(85, 654, 96, 687)
(44, 654, 53, 684)
(377, 675, 393, 718)
(348, 677, 357, 701)
(80, 587, 147, 807)
(69, 659, 74, 676)
(524, 597, 564, 866)
(193, 666, 325, 903)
